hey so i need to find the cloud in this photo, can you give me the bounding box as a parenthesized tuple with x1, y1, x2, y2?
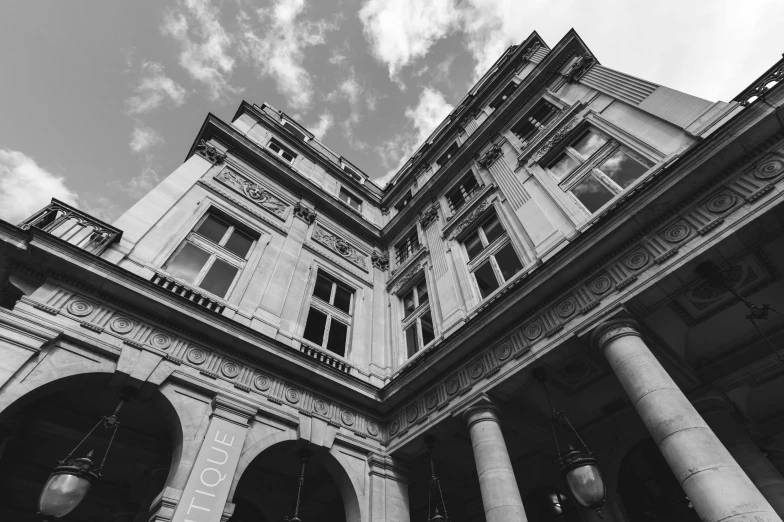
(359, 0, 459, 85)
(0, 149, 79, 225)
(125, 61, 188, 115)
(457, 0, 519, 81)
(374, 87, 453, 185)
(162, 0, 241, 101)
(109, 163, 162, 200)
(129, 124, 164, 154)
(238, 0, 336, 111)
(309, 112, 334, 140)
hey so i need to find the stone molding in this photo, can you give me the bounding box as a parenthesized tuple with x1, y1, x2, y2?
(589, 318, 642, 353)
(531, 114, 580, 161)
(521, 43, 541, 62)
(293, 202, 317, 224)
(311, 224, 369, 271)
(476, 143, 504, 169)
(462, 403, 501, 428)
(419, 204, 440, 230)
(564, 53, 596, 84)
(195, 139, 227, 164)
(442, 183, 496, 239)
(211, 394, 258, 426)
(215, 169, 289, 219)
(201, 181, 289, 235)
(371, 251, 389, 271)
(302, 240, 373, 285)
(387, 246, 429, 294)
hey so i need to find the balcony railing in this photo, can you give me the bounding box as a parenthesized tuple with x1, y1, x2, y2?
(734, 55, 784, 107)
(18, 199, 122, 255)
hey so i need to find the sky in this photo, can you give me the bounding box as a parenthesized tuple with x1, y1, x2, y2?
(0, 0, 782, 226)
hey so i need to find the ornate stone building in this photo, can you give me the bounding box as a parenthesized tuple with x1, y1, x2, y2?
(1, 29, 784, 522)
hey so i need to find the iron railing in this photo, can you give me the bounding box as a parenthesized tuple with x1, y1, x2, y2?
(734, 54, 784, 107)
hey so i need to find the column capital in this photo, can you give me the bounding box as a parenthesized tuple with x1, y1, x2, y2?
(211, 394, 257, 426)
(462, 403, 501, 428)
(590, 317, 641, 353)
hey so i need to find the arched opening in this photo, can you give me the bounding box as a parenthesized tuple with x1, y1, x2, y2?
(523, 486, 582, 522)
(0, 373, 178, 521)
(618, 438, 700, 522)
(230, 440, 349, 522)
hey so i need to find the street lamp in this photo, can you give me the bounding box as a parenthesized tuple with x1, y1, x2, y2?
(285, 449, 311, 522)
(37, 396, 126, 518)
(424, 436, 451, 522)
(534, 368, 606, 518)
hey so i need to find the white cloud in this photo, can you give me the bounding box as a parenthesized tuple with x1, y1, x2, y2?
(129, 124, 164, 154)
(0, 149, 79, 225)
(238, 0, 336, 111)
(359, 0, 459, 85)
(375, 87, 453, 185)
(162, 0, 241, 101)
(125, 61, 188, 115)
(309, 112, 334, 140)
(110, 163, 162, 200)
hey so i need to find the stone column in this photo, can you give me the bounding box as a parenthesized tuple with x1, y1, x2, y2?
(592, 318, 782, 522)
(695, 392, 784, 517)
(462, 404, 528, 522)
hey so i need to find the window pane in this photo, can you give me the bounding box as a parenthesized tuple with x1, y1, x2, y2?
(465, 231, 484, 261)
(495, 243, 523, 281)
(420, 311, 435, 346)
(482, 214, 504, 245)
(333, 284, 352, 314)
(447, 191, 466, 212)
(303, 308, 327, 346)
(166, 243, 210, 283)
(572, 131, 607, 159)
(224, 229, 253, 258)
(196, 215, 230, 244)
(403, 289, 416, 319)
(572, 175, 614, 213)
(550, 153, 579, 180)
(405, 324, 419, 358)
(416, 280, 429, 306)
(326, 320, 348, 357)
(199, 258, 238, 297)
(474, 260, 500, 298)
(598, 149, 648, 188)
(313, 273, 333, 302)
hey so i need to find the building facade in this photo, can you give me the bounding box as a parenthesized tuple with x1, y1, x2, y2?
(1, 29, 784, 522)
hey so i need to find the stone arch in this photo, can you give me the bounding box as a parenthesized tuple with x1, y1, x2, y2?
(230, 433, 364, 522)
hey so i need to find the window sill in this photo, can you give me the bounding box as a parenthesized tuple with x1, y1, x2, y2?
(295, 337, 354, 374)
(470, 264, 533, 316)
(150, 269, 229, 314)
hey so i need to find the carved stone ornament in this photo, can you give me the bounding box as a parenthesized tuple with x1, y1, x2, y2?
(419, 204, 440, 230)
(312, 224, 368, 270)
(371, 251, 389, 271)
(565, 53, 595, 84)
(195, 140, 227, 164)
(476, 144, 504, 170)
(391, 260, 427, 295)
(293, 202, 317, 224)
(531, 116, 579, 162)
(216, 170, 289, 216)
(521, 43, 540, 62)
(449, 200, 490, 239)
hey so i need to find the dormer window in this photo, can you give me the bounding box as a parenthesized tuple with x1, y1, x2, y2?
(342, 163, 363, 183)
(512, 100, 559, 144)
(395, 230, 420, 265)
(446, 172, 480, 213)
(338, 187, 362, 212)
(268, 138, 296, 163)
(436, 141, 459, 169)
(489, 82, 517, 110)
(283, 121, 309, 141)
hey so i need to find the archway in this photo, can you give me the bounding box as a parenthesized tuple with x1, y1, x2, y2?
(230, 440, 355, 522)
(0, 373, 180, 521)
(618, 438, 700, 522)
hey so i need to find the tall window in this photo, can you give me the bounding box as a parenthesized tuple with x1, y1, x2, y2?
(164, 213, 255, 298)
(338, 187, 362, 212)
(302, 270, 354, 357)
(489, 82, 517, 110)
(395, 230, 420, 265)
(546, 129, 651, 213)
(462, 212, 523, 298)
(436, 141, 460, 169)
(401, 278, 435, 358)
(268, 138, 296, 162)
(512, 100, 559, 144)
(446, 172, 480, 213)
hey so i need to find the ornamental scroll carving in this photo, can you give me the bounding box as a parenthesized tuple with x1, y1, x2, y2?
(216, 170, 288, 217)
(419, 205, 440, 230)
(476, 144, 504, 169)
(371, 251, 389, 271)
(531, 116, 579, 162)
(390, 259, 428, 295)
(293, 202, 317, 224)
(565, 53, 595, 84)
(449, 200, 490, 239)
(312, 224, 369, 271)
(195, 140, 227, 164)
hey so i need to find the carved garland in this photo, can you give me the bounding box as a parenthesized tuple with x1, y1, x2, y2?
(476, 144, 504, 169)
(390, 259, 428, 295)
(371, 251, 390, 271)
(195, 140, 227, 165)
(293, 202, 317, 224)
(419, 205, 440, 230)
(216, 170, 289, 217)
(449, 200, 491, 240)
(312, 224, 369, 271)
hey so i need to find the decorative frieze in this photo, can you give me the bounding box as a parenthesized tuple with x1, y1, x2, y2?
(195, 140, 227, 164)
(293, 202, 317, 224)
(312, 224, 369, 271)
(449, 200, 491, 240)
(216, 169, 289, 218)
(531, 116, 580, 161)
(389, 257, 429, 295)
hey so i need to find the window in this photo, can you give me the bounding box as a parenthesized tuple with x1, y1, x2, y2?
(401, 278, 435, 358)
(546, 129, 652, 214)
(489, 82, 518, 110)
(302, 270, 354, 357)
(436, 141, 459, 168)
(283, 121, 309, 141)
(394, 190, 413, 212)
(446, 172, 480, 213)
(338, 187, 362, 212)
(164, 213, 256, 298)
(512, 100, 559, 144)
(268, 138, 296, 162)
(462, 212, 523, 299)
(342, 163, 363, 182)
(395, 230, 420, 265)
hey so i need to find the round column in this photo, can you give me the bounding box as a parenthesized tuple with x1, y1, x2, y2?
(696, 394, 784, 517)
(462, 404, 528, 522)
(591, 318, 781, 522)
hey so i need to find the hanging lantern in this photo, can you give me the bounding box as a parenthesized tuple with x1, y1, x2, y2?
(285, 449, 311, 522)
(38, 397, 125, 518)
(534, 368, 606, 519)
(424, 436, 451, 522)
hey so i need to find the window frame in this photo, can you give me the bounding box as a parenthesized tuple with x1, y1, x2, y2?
(446, 171, 481, 213)
(511, 99, 560, 144)
(301, 268, 355, 358)
(267, 137, 297, 163)
(395, 229, 421, 266)
(489, 82, 518, 110)
(435, 141, 460, 169)
(545, 127, 654, 215)
(338, 186, 363, 213)
(400, 276, 435, 359)
(162, 212, 257, 299)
